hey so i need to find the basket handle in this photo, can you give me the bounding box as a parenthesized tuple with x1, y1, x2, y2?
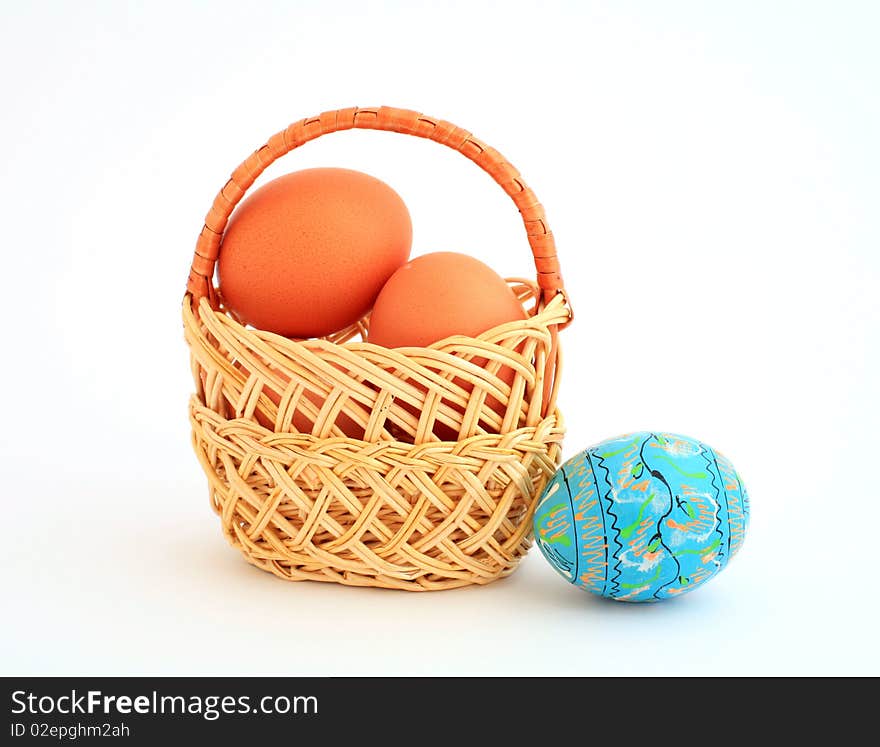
(186, 106, 571, 324)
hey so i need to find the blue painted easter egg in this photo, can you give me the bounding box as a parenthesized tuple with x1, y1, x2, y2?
(533, 432, 749, 602)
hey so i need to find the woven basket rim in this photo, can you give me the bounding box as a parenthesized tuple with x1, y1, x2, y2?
(184, 280, 567, 353)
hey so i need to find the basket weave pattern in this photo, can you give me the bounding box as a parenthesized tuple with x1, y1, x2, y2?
(184, 106, 571, 590)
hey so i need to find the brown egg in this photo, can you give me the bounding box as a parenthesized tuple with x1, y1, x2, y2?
(218, 168, 412, 338)
(367, 252, 525, 348)
(368, 252, 527, 440)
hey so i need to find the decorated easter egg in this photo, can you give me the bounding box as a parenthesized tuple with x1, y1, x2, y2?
(218, 168, 412, 338)
(533, 432, 749, 602)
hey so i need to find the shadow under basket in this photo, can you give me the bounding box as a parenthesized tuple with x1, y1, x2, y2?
(183, 106, 573, 590)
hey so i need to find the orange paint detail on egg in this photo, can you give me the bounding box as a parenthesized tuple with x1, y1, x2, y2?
(218, 168, 412, 338)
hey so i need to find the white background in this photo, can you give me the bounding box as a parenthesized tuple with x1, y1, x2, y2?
(2, 1, 878, 676)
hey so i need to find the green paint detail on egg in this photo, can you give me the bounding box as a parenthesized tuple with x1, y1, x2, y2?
(597, 437, 640, 459)
(676, 538, 721, 557)
(620, 492, 656, 539)
(621, 565, 662, 589)
(653, 453, 708, 479)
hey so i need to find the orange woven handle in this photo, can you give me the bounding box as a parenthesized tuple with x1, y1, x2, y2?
(187, 106, 570, 319)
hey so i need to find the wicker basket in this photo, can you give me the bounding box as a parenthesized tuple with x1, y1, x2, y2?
(183, 106, 573, 590)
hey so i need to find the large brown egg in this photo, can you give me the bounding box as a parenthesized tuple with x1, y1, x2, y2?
(218, 168, 412, 338)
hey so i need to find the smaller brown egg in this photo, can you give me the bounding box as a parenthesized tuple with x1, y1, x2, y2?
(368, 252, 527, 440)
(368, 252, 526, 348)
